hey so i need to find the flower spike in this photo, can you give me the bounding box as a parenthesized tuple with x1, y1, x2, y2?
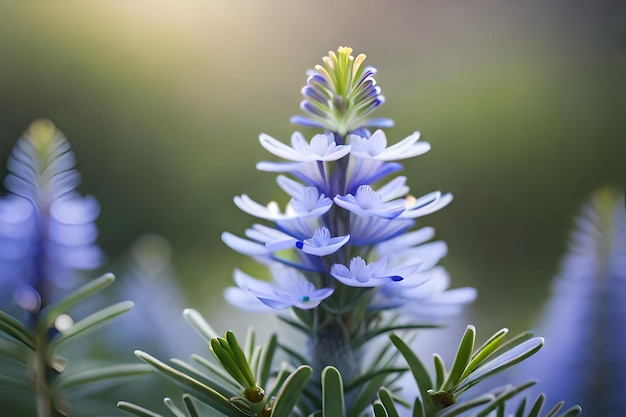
(291, 47, 394, 136)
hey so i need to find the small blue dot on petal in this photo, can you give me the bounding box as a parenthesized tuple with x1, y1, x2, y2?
(295, 241, 304, 249)
(391, 276, 403, 282)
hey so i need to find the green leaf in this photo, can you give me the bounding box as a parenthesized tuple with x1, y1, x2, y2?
(457, 338, 544, 392)
(344, 367, 408, 392)
(515, 398, 527, 417)
(118, 401, 164, 417)
(527, 394, 546, 417)
(390, 334, 434, 415)
(412, 396, 425, 417)
(560, 406, 583, 417)
(348, 371, 389, 417)
(433, 393, 493, 417)
(378, 387, 400, 417)
(0, 374, 33, 392)
(267, 362, 292, 399)
(211, 337, 248, 387)
(322, 367, 345, 417)
(474, 381, 536, 417)
(277, 315, 311, 334)
(244, 327, 256, 361)
(183, 308, 218, 343)
(226, 331, 257, 387)
(442, 325, 475, 391)
(433, 354, 446, 390)
(49, 301, 134, 351)
(257, 333, 277, 387)
(135, 350, 248, 417)
(169, 359, 240, 399)
(0, 336, 31, 363)
(279, 343, 311, 366)
(183, 394, 200, 417)
(461, 328, 508, 381)
(373, 401, 387, 417)
(191, 354, 241, 390)
(352, 324, 439, 349)
(164, 398, 188, 417)
(270, 365, 312, 417)
(544, 401, 564, 417)
(41, 272, 115, 329)
(0, 311, 35, 350)
(51, 363, 152, 394)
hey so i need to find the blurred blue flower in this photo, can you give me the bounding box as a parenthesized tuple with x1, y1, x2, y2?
(517, 187, 626, 416)
(0, 120, 102, 313)
(101, 234, 201, 359)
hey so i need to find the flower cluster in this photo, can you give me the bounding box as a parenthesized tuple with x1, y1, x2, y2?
(223, 47, 476, 320)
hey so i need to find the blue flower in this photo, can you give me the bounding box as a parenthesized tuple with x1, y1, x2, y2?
(0, 120, 102, 312)
(226, 264, 334, 310)
(259, 131, 351, 162)
(349, 130, 430, 161)
(223, 47, 472, 320)
(330, 256, 405, 287)
(514, 188, 626, 416)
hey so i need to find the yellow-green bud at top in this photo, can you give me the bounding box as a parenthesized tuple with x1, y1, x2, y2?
(291, 46, 393, 137)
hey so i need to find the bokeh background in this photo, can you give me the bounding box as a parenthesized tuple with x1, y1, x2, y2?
(0, 0, 624, 414)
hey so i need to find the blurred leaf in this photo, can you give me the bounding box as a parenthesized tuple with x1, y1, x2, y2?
(41, 272, 115, 329)
(348, 371, 389, 417)
(182, 394, 200, 417)
(183, 308, 219, 343)
(352, 324, 438, 349)
(378, 387, 400, 417)
(474, 381, 536, 417)
(344, 367, 407, 392)
(49, 300, 134, 351)
(118, 401, 164, 417)
(257, 333, 277, 387)
(278, 343, 311, 366)
(0, 374, 33, 391)
(0, 310, 35, 350)
(0, 336, 30, 363)
(51, 363, 152, 394)
(164, 398, 187, 417)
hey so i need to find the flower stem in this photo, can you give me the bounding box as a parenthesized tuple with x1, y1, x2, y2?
(35, 334, 53, 417)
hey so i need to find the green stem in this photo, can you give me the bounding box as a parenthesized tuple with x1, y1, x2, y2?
(35, 333, 52, 417)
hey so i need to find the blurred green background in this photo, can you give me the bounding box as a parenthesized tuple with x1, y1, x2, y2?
(0, 0, 624, 369)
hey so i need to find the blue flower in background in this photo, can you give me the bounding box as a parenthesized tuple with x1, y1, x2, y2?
(0, 119, 102, 314)
(223, 47, 475, 320)
(516, 187, 626, 416)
